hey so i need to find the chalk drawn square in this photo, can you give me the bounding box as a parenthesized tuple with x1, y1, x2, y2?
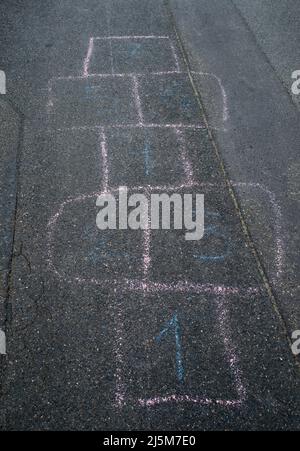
(149, 187, 259, 287)
(105, 128, 189, 187)
(140, 74, 205, 126)
(49, 77, 138, 128)
(46, 129, 103, 201)
(49, 195, 145, 282)
(115, 294, 244, 407)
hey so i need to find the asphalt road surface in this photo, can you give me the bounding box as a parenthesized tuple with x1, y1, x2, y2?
(0, 0, 299, 430)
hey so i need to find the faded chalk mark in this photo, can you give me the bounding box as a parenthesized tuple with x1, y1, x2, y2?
(175, 128, 194, 186)
(193, 211, 231, 262)
(215, 296, 246, 402)
(143, 138, 151, 176)
(192, 72, 229, 127)
(156, 313, 185, 383)
(114, 299, 126, 408)
(169, 42, 180, 72)
(233, 182, 284, 283)
(94, 36, 170, 41)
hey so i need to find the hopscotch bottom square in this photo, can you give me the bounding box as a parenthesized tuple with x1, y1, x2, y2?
(105, 127, 190, 187)
(49, 195, 146, 281)
(116, 294, 244, 407)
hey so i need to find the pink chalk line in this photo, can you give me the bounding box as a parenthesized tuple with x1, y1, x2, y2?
(94, 36, 170, 40)
(143, 190, 152, 280)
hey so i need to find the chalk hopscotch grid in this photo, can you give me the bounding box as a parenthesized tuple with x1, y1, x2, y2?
(46, 183, 283, 410)
(47, 36, 228, 132)
(47, 74, 227, 132)
(46, 36, 284, 408)
(84, 36, 181, 76)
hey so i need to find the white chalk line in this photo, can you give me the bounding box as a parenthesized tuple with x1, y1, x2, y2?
(83, 37, 94, 78)
(47, 124, 208, 132)
(139, 395, 242, 408)
(100, 128, 109, 192)
(94, 36, 171, 40)
(132, 75, 144, 125)
(52, 73, 183, 82)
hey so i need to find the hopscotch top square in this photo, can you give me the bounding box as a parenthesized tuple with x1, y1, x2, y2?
(84, 36, 180, 77)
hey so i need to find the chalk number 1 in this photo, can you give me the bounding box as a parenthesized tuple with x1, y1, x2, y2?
(156, 313, 185, 383)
